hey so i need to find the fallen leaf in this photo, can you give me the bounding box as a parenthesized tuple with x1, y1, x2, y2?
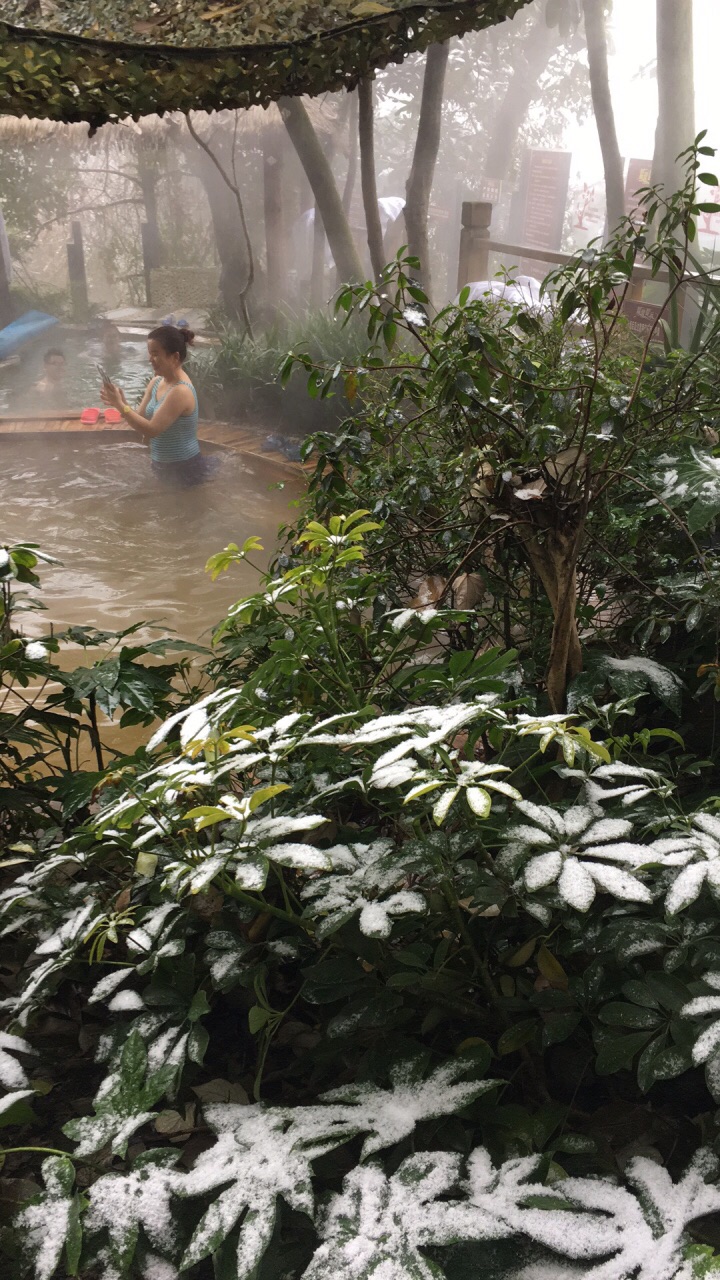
(154, 1102, 197, 1138)
(192, 1078, 249, 1106)
(352, 1, 391, 13)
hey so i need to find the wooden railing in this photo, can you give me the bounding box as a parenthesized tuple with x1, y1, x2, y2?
(456, 201, 672, 297)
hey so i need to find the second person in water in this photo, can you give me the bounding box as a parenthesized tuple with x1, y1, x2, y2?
(101, 324, 217, 485)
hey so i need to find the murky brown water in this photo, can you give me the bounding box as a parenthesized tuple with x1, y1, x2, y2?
(2, 433, 301, 646)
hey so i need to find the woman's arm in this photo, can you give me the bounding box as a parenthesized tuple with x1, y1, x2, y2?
(102, 380, 194, 440)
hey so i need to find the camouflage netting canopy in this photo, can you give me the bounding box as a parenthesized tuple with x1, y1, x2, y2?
(0, 0, 531, 127)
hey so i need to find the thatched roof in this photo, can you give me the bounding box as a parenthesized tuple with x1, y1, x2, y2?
(0, 0, 532, 126)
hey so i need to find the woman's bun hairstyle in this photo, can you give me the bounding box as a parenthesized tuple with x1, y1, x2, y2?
(148, 324, 196, 362)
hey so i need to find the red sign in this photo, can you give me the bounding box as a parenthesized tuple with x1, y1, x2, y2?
(624, 159, 652, 218)
(521, 150, 572, 250)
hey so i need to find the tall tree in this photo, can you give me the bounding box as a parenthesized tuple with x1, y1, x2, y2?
(582, 0, 624, 235)
(280, 96, 363, 284)
(341, 89, 359, 216)
(653, 0, 695, 197)
(404, 40, 450, 300)
(483, 14, 558, 182)
(358, 77, 385, 280)
(182, 116, 256, 333)
(263, 126, 288, 307)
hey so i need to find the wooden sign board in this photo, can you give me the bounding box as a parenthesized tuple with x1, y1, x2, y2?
(521, 150, 572, 250)
(474, 178, 503, 205)
(622, 299, 664, 342)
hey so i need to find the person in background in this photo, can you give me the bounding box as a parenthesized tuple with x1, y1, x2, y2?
(101, 320, 122, 358)
(100, 324, 218, 486)
(34, 348, 67, 394)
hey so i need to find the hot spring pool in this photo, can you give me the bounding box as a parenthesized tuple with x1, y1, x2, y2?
(0, 327, 168, 415)
(2, 433, 301, 646)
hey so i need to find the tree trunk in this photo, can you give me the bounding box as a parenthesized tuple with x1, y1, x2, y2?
(137, 149, 162, 265)
(404, 40, 450, 300)
(512, 512, 585, 713)
(484, 16, 557, 182)
(341, 89, 359, 216)
(190, 144, 251, 322)
(358, 77, 385, 280)
(311, 202, 326, 307)
(653, 0, 695, 196)
(263, 128, 287, 312)
(0, 208, 13, 327)
(582, 0, 624, 236)
(280, 96, 364, 284)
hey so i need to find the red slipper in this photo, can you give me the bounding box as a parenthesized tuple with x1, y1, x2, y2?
(80, 407, 100, 424)
(103, 408, 122, 423)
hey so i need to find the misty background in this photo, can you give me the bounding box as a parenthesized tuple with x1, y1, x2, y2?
(0, 0, 713, 331)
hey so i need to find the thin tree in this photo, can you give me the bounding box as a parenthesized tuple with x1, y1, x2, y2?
(183, 114, 255, 335)
(280, 96, 363, 284)
(484, 16, 557, 182)
(582, 0, 624, 235)
(358, 77, 385, 280)
(263, 128, 288, 308)
(653, 0, 695, 197)
(341, 89, 359, 216)
(404, 40, 450, 301)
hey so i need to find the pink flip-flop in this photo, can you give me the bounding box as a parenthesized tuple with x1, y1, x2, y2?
(80, 407, 100, 424)
(103, 408, 122, 424)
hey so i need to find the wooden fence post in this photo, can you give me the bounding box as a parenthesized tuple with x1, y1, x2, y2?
(66, 221, 89, 322)
(457, 201, 493, 294)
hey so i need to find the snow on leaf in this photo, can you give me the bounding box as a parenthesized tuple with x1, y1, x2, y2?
(321, 1059, 499, 1158)
(508, 803, 654, 910)
(303, 1154, 467, 1280)
(0, 1088, 35, 1121)
(62, 1031, 174, 1157)
(301, 840, 426, 939)
(14, 1156, 81, 1280)
(85, 1149, 179, 1273)
(652, 813, 720, 913)
(0, 1029, 35, 1088)
(179, 1104, 352, 1276)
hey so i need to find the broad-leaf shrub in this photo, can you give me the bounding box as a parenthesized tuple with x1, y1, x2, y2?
(3, 143, 720, 1278)
(2, 511, 720, 1277)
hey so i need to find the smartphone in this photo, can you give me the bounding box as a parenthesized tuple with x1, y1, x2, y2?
(96, 362, 112, 386)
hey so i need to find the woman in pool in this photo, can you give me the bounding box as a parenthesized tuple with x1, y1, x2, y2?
(100, 324, 216, 486)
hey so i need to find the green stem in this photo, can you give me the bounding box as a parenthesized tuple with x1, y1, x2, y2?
(0, 1146, 80, 1161)
(221, 877, 312, 930)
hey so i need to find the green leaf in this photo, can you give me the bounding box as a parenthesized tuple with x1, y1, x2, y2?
(466, 786, 492, 818)
(497, 1019, 538, 1055)
(248, 1005, 272, 1033)
(433, 787, 459, 825)
(595, 1031, 653, 1075)
(598, 1002, 661, 1029)
(248, 783, 290, 811)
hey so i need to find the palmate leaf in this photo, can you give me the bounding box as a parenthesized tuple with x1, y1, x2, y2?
(85, 1148, 180, 1273)
(301, 839, 426, 939)
(63, 1030, 182, 1157)
(14, 1156, 83, 1280)
(178, 1104, 355, 1276)
(321, 1058, 500, 1158)
(303, 1154, 468, 1280)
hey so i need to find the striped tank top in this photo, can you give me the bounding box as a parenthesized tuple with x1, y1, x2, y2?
(147, 376, 200, 464)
